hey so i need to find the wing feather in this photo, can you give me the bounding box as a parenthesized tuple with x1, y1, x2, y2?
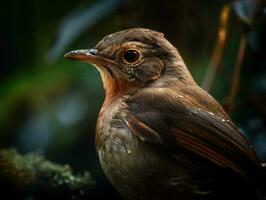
(125, 88, 261, 177)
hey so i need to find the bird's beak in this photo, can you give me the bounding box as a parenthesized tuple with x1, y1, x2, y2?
(64, 49, 116, 66)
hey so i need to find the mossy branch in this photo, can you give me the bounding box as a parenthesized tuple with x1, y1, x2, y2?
(0, 149, 95, 200)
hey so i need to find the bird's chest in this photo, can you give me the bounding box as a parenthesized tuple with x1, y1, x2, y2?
(96, 101, 140, 177)
(96, 100, 133, 167)
(95, 100, 157, 199)
(96, 116, 135, 166)
(96, 98, 133, 157)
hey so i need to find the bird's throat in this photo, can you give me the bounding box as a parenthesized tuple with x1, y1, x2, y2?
(99, 70, 125, 110)
(99, 69, 136, 113)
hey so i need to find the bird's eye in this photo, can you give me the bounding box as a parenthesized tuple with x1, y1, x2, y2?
(123, 49, 141, 64)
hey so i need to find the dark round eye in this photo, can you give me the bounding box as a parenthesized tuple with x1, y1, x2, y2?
(123, 49, 141, 64)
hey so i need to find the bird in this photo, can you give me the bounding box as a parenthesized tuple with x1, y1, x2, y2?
(64, 28, 266, 200)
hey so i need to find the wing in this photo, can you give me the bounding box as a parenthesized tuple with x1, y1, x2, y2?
(125, 87, 262, 177)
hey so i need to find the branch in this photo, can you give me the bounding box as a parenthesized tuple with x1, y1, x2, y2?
(0, 149, 95, 199)
(201, 5, 231, 92)
(225, 31, 247, 114)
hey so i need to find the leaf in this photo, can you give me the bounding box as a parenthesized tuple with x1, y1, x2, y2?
(232, 0, 262, 25)
(46, 0, 123, 62)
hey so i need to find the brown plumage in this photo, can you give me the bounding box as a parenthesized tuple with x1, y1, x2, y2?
(65, 28, 266, 200)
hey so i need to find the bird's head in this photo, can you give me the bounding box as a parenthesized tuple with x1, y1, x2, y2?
(65, 28, 195, 99)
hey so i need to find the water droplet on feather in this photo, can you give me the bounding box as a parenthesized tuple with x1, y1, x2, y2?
(209, 112, 214, 116)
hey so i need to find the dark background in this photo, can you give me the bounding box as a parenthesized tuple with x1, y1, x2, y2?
(0, 0, 266, 199)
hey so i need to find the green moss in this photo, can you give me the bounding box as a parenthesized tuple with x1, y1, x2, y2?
(0, 149, 95, 199)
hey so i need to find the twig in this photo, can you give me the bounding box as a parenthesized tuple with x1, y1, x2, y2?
(201, 5, 231, 92)
(225, 31, 247, 114)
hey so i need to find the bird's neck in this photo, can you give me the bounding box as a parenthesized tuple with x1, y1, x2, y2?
(100, 74, 136, 112)
(151, 59, 197, 88)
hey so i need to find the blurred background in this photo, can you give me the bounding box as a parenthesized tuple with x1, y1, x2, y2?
(0, 0, 266, 199)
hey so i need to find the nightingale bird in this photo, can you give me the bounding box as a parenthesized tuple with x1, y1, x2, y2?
(65, 28, 266, 200)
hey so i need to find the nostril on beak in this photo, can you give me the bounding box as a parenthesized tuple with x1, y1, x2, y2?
(89, 49, 98, 56)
